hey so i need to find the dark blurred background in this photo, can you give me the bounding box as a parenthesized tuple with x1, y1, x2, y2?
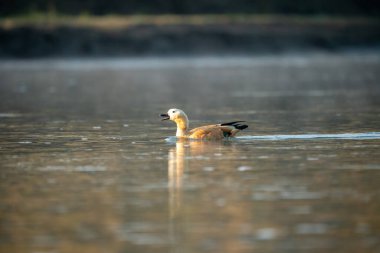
(0, 0, 379, 57)
(1, 0, 380, 16)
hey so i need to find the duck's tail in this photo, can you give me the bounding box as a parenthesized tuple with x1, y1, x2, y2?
(221, 121, 248, 130)
(219, 121, 248, 137)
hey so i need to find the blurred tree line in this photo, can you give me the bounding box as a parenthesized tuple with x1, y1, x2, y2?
(1, 0, 379, 16)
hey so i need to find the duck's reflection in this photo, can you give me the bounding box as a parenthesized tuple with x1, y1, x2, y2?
(168, 140, 231, 218)
(168, 140, 187, 219)
(168, 140, 186, 249)
(168, 140, 234, 248)
(168, 140, 243, 251)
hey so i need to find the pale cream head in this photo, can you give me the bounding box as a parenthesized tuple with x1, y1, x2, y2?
(167, 108, 186, 121)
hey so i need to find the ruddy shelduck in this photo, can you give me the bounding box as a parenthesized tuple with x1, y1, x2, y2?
(160, 108, 248, 140)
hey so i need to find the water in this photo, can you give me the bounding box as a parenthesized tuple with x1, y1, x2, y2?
(1, 52, 380, 253)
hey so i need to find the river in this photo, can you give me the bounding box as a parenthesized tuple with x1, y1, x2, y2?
(0, 52, 379, 253)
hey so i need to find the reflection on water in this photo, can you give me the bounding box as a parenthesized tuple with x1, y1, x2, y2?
(168, 141, 183, 249)
(168, 141, 184, 220)
(1, 53, 380, 253)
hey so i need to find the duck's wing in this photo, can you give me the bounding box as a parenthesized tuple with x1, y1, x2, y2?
(188, 125, 224, 139)
(188, 122, 248, 139)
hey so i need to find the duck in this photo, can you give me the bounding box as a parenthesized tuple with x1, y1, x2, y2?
(160, 108, 248, 140)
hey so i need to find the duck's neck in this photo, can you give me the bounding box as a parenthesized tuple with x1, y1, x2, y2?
(175, 117, 189, 137)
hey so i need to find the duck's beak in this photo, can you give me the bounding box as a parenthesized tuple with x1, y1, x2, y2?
(160, 113, 170, 121)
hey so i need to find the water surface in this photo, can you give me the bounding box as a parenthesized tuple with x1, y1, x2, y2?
(1, 52, 380, 253)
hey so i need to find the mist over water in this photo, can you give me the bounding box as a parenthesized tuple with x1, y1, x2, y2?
(1, 52, 380, 253)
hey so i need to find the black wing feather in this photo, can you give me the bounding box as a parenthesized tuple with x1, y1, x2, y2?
(220, 121, 248, 130)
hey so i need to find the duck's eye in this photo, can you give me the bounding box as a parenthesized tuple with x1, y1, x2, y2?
(172, 110, 176, 113)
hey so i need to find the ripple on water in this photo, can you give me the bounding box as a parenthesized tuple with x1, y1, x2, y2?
(237, 166, 253, 172)
(255, 228, 281, 240)
(18, 141, 32, 144)
(237, 132, 380, 141)
(252, 185, 325, 201)
(115, 222, 167, 245)
(164, 132, 380, 143)
(295, 223, 329, 235)
(203, 166, 215, 172)
(0, 113, 22, 118)
(39, 165, 107, 172)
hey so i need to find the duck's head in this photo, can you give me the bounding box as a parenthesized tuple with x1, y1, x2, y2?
(160, 108, 189, 131)
(160, 108, 187, 121)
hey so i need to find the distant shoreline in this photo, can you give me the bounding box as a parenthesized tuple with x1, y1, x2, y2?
(1, 15, 379, 58)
